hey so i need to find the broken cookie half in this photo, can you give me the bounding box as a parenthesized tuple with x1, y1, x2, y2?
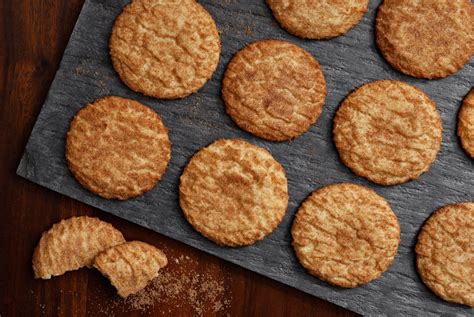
(32, 216, 125, 279)
(94, 241, 168, 298)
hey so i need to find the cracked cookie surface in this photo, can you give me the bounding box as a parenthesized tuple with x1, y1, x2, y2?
(110, 0, 221, 99)
(333, 80, 442, 185)
(458, 89, 474, 158)
(66, 96, 171, 200)
(292, 183, 400, 288)
(416, 202, 474, 307)
(267, 0, 369, 39)
(376, 0, 474, 79)
(33, 216, 125, 279)
(179, 139, 288, 246)
(222, 40, 326, 141)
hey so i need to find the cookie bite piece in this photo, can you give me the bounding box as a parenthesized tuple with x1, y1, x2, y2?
(94, 241, 168, 298)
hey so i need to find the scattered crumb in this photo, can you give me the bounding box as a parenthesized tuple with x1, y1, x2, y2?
(219, 20, 255, 37)
(74, 66, 86, 75)
(244, 25, 254, 36)
(194, 95, 203, 108)
(92, 254, 232, 316)
(216, 5, 255, 38)
(98, 79, 107, 91)
(73, 64, 110, 94)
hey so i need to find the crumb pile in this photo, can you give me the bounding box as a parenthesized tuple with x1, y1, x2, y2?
(96, 255, 232, 315)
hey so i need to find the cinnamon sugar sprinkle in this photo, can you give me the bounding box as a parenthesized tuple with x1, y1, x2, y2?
(95, 255, 232, 316)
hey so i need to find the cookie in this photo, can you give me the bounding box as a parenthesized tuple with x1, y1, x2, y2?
(333, 80, 442, 185)
(376, 0, 474, 79)
(110, 0, 221, 99)
(415, 203, 474, 307)
(66, 96, 171, 200)
(222, 40, 326, 141)
(292, 183, 400, 288)
(266, 0, 369, 39)
(94, 241, 168, 298)
(458, 89, 474, 158)
(179, 139, 288, 246)
(33, 216, 125, 279)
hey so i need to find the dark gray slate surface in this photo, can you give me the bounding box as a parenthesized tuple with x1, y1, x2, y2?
(17, 0, 473, 315)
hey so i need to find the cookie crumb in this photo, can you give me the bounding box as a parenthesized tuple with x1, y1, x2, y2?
(94, 254, 232, 315)
(244, 25, 254, 36)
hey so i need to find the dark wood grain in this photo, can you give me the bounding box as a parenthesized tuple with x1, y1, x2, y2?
(0, 1, 356, 316)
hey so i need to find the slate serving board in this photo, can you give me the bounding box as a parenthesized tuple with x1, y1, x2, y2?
(17, 0, 473, 315)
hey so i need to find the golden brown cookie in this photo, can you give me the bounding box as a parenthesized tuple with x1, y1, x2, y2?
(222, 40, 326, 141)
(376, 0, 474, 79)
(266, 0, 369, 39)
(292, 183, 400, 288)
(179, 139, 288, 246)
(94, 241, 168, 298)
(110, 0, 221, 99)
(66, 96, 171, 200)
(458, 89, 474, 158)
(415, 203, 474, 307)
(333, 80, 442, 185)
(33, 216, 125, 279)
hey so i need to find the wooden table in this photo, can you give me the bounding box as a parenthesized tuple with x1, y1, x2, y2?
(0, 1, 358, 316)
